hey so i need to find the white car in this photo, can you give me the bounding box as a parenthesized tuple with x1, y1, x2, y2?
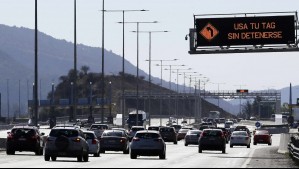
(130, 130, 166, 159)
(84, 131, 100, 157)
(230, 131, 251, 148)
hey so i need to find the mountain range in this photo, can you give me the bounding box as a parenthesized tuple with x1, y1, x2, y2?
(0, 24, 297, 117)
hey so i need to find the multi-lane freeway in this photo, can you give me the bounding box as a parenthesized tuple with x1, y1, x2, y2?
(0, 120, 296, 168)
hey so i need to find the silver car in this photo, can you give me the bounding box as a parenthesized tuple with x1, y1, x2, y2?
(44, 127, 89, 162)
(84, 131, 100, 157)
(230, 131, 251, 148)
(184, 130, 202, 146)
(130, 130, 166, 159)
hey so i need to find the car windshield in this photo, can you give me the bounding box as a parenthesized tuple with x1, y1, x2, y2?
(232, 131, 248, 136)
(135, 133, 160, 139)
(50, 129, 79, 137)
(103, 131, 123, 137)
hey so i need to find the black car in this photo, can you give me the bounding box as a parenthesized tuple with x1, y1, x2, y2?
(6, 126, 45, 155)
(159, 127, 177, 144)
(198, 129, 226, 154)
(100, 130, 130, 154)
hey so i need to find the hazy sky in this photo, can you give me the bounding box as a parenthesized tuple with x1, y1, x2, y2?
(0, 0, 298, 91)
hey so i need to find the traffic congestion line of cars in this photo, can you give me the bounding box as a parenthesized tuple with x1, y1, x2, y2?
(4, 120, 273, 162)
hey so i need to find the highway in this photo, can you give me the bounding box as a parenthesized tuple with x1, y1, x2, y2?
(0, 120, 296, 168)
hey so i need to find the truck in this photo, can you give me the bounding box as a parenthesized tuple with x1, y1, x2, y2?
(126, 110, 147, 129)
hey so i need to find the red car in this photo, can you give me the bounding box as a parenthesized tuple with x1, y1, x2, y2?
(253, 130, 272, 145)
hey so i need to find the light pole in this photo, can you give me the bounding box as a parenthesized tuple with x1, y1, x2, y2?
(211, 82, 226, 108)
(34, 0, 39, 127)
(101, 0, 105, 124)
(138, 31, 169, 126)
(119, 21, 158, 126)
(177, 72, 198, 93)
(109, 81, 112, 124)
(7, 79, 9, 123)
(105, 9, 148, 127)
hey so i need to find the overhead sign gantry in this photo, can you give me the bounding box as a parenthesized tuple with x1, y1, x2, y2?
(188, 11, 299, 54)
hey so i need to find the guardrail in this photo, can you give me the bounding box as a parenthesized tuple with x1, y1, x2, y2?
(288, 134, 299, 162)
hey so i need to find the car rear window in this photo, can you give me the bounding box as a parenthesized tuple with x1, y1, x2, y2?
(189, 130, 201, 135)
(135, 133, 160, 139)
(12, 128, 36, 137)
(203, 130, 222, 136)
(256, 130, 269, 135)
(102, 131, 124, 137)
(50, 129, 79, 137)
(90, 125, 108, 130)
(131, 128, 145, 132)
(84, 133, 95, 139)
(232, 131, 248, 136)
(159, 128, 174, 132)
(178, 129, 189, 133)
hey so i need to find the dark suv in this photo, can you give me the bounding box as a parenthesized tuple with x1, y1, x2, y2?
(44, 127, 89, 162)
(159, 127, 177, 144)
(6, 126, 45, 155)
(198, 129, 226, 154)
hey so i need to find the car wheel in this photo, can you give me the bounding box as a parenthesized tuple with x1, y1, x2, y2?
(254, 142, 257, 145)
(222, 148, 226, 154)
(6, 149, 15, 155)
(83, 154, 89, 162)
(77, 156, 83, 162)
(130, 152, 137, 159)
(230, 145, 233, 148)
(198, 147, 202, 153)
(174, 141, 178, 145)
(51, 156, 57, 161)
(100, 149, 105, 154)
(123, 147, 130, 154)
(159, 151, 166, 160)
(185, 143, 188, 146)
(247, 144, 250, 148)
(44, 155, 50, 161)
(268, 143, 272, 146)
(94, 152, 100, 157)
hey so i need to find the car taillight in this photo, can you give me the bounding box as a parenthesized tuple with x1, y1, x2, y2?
(245, 136, 249, 140)
(133, 137, 140, 142)
(92, 139, 97, 144)
(7, 133, 14, 140)
(120, 139, 126, 143)
(73, 138, 81, 142)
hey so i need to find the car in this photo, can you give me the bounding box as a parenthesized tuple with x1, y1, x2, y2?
(217, 127, 231, 143)
(230, 131, 251, 148)
(100, 130, 130, 154)
(44, 126, 89, 162)
(177, 128, 190, 141)
(148, 126, 160, 131)
(249, 116, 257, 120)
(184, 130, 202, 146)
(89, 124, 109, 139)
(128, 126, 145, 141)
(198, 129, 226, 154)
(6, 126, 45, 155)
(253, 130, 272, 146)
(130, 130, 166, 159)
(170, 125, 182, 133)
(83, 131, 100, 157)
(159, 126, 177, 144)
(111, 128, 130, 136)
(219, 118, 226, 124)
(234, 126, 251, 137)
(224, 121, 234, 128)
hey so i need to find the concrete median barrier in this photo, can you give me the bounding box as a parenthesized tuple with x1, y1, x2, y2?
(278, 133, 291, 153)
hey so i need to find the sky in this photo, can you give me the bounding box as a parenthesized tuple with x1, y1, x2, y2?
(0, 0, 299, 92)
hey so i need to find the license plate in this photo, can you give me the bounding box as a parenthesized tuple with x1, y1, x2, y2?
(108, 140, 116, 143)
(19, 138, 26, 141)
(58, 152, 67, 156)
